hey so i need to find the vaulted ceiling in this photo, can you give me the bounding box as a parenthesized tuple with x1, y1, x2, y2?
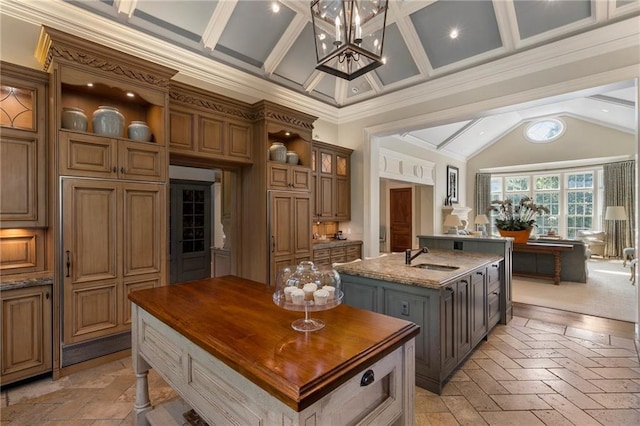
(1, 0, 638, 160)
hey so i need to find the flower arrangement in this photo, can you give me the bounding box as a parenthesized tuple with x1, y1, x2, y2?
(488, 197, 549, 231)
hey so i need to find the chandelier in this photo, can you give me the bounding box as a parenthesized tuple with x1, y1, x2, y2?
(310, 0, 389, 81)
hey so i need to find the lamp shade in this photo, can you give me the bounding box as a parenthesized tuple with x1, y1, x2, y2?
(474, 214, 489, 225)
(444, 214, 463, 227)
(604, 206, 627, 221)
(310, 0, 389, 80)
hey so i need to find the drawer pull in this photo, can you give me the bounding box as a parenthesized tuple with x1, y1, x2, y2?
(492, 291, 499, 295)
(112, 166, 117, 173)
(492, 264, 499, 268)
(360, 369, 375, 387)
(476, 271, 484, 276)
(45, 292, 50, 300)
(445, 286, 454, 292)
(65, 250, 71, 277)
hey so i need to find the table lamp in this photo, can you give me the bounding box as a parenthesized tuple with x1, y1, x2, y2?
(444, 214, 463, 235)
(474, 214, 489, 237)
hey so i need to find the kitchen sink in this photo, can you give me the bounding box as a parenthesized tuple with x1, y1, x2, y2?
(412, 263, 459, 271)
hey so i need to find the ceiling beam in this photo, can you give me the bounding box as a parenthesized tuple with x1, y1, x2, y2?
(588, 94, 636, 108)
(436, 119, 481, 151)
(114, 0, 137, 19)
(201, 0, 238, 52)
(493, 0, 518, 51)
(264, 13, 308, 75)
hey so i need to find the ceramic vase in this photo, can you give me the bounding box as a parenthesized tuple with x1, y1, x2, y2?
(286, 150, 299, 165)
(269, 142, 286, 162)
(127, 121, 151, 142)
(61, 107, 88, 131)
(92, 106, 124, 137)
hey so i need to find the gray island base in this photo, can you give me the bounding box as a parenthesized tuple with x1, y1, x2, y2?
(335, 248, 509, 394)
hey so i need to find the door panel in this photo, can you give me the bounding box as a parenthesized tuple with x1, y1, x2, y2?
(170, 181, 212, 284)
(390, 188, 412, 252)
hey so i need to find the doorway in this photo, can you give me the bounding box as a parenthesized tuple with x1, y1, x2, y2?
(389, 187, 412, 252)
(169, 180, 212, 284)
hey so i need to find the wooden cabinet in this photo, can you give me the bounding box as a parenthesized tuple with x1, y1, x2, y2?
(312, 242, 362, 267)
(311, 141, 353, 222)
(38, 27, 176, 369)
(488, 262, 502, 329)
(269, 191, 312, 285)
(59, 131, 165, 181)
(168, 85, 253, 165)
(61, 179, 164, 346)
(471, 269, 488, 347)
(1, 284, 52, 385)
(267, 162, 311, 191)
(0, 62, 48, 228)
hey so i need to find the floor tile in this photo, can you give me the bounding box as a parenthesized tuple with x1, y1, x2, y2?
(474, 359, 517, 381)
(479, 410, 545, 426)
(441, 396, 487, 425)
(530, 409, 574, 425)
(546, 368, 605, 393)
(585, 408, 640, 425)
(551, 357, 604, 379)
(587, 393, 640, 409)
(497, 380, 556, 394)
(465, 370, 510, 395)
(593, 357, 640, 368)
(565, 328, 610, 345)
(538, 393, 601, 425)
(422, 412, 459, 426)
(524, 319, 567, 335)
(450, 381, 502, 411)
(587, 379, 640, 393)
(609, 335, 637, 350)
(505, 368, 559, 381)
(481, 350, 522, 369)
(591, 348, 638, 357)
(542, 380, 604, 409)
(489, 394, 551, 410)
(588, 367, 640, 379)
(558, 340, 606, 358)
(512, 358, 562, 369)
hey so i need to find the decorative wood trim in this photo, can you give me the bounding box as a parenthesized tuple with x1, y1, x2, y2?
(169, 91, 253, 121)
(252, 100, 317, 132)
(378, 147, 435, 185)
(36, 26, 177, 89)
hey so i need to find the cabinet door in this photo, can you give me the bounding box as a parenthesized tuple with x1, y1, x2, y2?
(290, 166, 311, 191)
(198, 114, 224, 156)
(292, 193, 311, 255)
(169, 108, 195, 152)
(488, 287, 501, 329)
(335, 177, 350, 220)
(0, 133, 42, 226)
(346, 244, 361, 262)
(1, 285, 52, 385)
(471, 269, 488, 347)
(456, 278, 472, 359)
(318, 175, 333, 219)
(122, 183, 164, 278)
(62, 179, 119, 344)
(119, 141, 165, 182)
(270, 192, 294, 258)
(267, 163, 290, 189)
(440, 285, 457, 375)
(342, 280, 378, 312)
(59, 131, 118, 178)
(227, 119, 252, 161)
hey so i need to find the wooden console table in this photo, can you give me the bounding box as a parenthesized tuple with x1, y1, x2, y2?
(129, 276, 419, 425)
(513, 242, 573, 285)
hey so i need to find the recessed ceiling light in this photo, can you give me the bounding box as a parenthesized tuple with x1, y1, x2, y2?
(381, 57, 387, 64)
(271, 2, 280, 13)
(86, 83, 94, 87)
(285, 132, 291, 136)
(449, 28, 459, 39)
(601, 108, 609, 113)
(126, 92, 135, 98)
(351, 87, 359, 94)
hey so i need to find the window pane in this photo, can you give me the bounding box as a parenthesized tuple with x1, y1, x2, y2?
(505, 177, 528, 192)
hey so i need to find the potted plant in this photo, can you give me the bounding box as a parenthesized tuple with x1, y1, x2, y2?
(487, 197, 549, 243)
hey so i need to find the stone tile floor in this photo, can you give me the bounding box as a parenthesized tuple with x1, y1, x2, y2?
(1, 315, 639, 425)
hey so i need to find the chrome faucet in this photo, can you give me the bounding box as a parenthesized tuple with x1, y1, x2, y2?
(405, 247, 430, 265)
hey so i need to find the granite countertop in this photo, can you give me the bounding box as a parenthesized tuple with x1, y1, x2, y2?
(417, 234, 511, 242)
(334, 250, 502, 289)
(312, 239, 362, 249)
(0, 271, 54, 291)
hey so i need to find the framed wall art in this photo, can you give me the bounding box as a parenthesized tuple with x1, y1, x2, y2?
(446, 165, 459, 204)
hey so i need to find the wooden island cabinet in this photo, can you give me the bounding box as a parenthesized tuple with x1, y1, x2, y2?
(129, 276, 419, 425)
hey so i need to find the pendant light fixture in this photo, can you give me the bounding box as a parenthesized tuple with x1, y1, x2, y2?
(310, 0, 389, 81)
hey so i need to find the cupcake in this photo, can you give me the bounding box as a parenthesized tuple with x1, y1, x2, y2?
(290, 288, 305, 305)
(313, 289, 329, 305)
(284, 286, 297, 302)
(323, 285, 336, 300)
(302, 283, 318, 301)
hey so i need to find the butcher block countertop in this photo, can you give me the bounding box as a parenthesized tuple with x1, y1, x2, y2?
(128, 275, 419, 411)
(334, 250, 503, 289)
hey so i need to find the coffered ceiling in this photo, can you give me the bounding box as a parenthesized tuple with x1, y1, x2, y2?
(1, 0, 638, 160)
(52, 0, 640, 107)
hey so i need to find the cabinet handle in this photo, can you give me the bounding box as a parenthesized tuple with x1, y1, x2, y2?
(112, 166, 117, 173)
(272, 236, 275, 253)
(460, 279, 468, 285)
(445, 286, 454, 292)
(491, 291, 499, 295)
(360, 369, 375, 387)
(45, 292, 50, 300)
(492, 264, 499, 268)
(476, 271, 484, 275)
(65, 250, 71, 277)
(120, 166, 125, 174)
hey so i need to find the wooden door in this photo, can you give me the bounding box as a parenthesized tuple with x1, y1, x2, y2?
(62, 178, 119, 344)
(1, 285, 52, 384)
(293, 193, 312, 255)
(456, 278, 472, 358)
(390, 187, 412, 252)
(170, 181, 212, 284)
(119, 141, 165, 181)
(440, 285, 456, 375)
(227, 118, 252, 161)
(0, 133, 39, 225)
(59, 131, 118, 178)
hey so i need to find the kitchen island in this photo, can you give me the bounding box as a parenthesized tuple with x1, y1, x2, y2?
(129, 275, 419, 425)
(334, 250, 505, 394)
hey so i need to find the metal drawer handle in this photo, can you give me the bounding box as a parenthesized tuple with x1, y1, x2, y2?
(445, 286, 454, 292)
(476, 271, 484, 275)
(360, 369, 374, 387)
(492, 264, 499, 268)
(66, 250, 71, 277)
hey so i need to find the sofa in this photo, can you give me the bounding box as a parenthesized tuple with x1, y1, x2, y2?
(512, 238, 589, 283)
(576, 230, 606, 257)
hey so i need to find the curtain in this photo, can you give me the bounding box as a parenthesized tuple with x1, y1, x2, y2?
(603, 160, 635, 257)
(475, 173, 492, 217)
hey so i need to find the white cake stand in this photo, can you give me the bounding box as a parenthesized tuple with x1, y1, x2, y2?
(272, 290, 344, 332)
